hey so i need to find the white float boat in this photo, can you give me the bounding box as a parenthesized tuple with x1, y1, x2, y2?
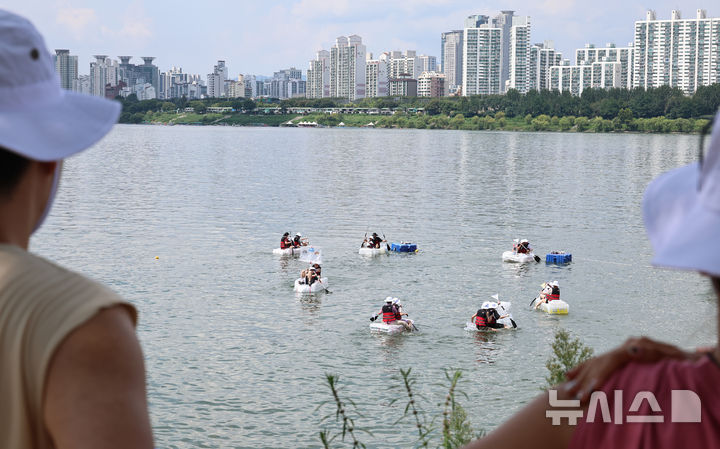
(501, 251, 536, 263)
(369, 318, 415, 334)
(293, 277, 329, 293)
(465, 301, 516, 330)
(359, 246, 388, 256)
(273, 247, 300, 256)
(532, 297, 570, 315)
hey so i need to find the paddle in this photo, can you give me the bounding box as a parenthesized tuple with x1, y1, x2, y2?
(534, 254, 541, 263)
(382, 231, 390, 251)
(529, 297, 538, 307)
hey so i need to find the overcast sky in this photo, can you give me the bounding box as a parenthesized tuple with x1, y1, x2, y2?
(5, 1, 718, 78)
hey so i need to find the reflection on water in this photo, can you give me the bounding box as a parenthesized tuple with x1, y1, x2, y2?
(32, 125, 712, 448)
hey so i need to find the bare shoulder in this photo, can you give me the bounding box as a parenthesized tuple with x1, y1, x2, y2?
(44, 305, 153, 449)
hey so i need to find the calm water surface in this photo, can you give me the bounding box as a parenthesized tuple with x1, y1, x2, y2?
(34, 125, 715, 448)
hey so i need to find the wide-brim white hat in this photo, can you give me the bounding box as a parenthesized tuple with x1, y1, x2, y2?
(643, 110, 720, 276)
(0, 10, 120, 162)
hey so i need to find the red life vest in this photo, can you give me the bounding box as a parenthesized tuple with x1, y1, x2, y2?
(475, 315, 487, 327)
(280, 239, 291, 249)
(382, 305, 396, 323)
(547, 293, 559, 301)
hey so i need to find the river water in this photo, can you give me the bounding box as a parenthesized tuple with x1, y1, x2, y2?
(33, 125, 716, 448)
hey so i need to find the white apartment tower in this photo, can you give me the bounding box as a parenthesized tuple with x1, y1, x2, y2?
(441, 30, 463, 94)
(330, 35, 366, 101)
(207, 60, 228, 98)
(462, 25, 502, 95)
(388, 50, 423, 79)
(633, 9, 720, 93)
(576, 43, 634, 89)
(549, 60, 623, 95)
(508, 15, 531, 92)
(528, 41, 562, 91)
(365, 52, 389, 97)
(417, 71, 446, 97)
(89, 55, 118, 97)
(54, 49, 78, 91)
(307, 50, 330, 98)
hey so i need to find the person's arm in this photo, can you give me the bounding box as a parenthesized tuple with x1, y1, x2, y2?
(464, 390, 576, 449)
(44, 305, 153, 449)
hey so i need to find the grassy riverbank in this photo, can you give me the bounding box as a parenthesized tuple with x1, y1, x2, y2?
(291, 112, 709, 134)
(139, 110, 709, 134)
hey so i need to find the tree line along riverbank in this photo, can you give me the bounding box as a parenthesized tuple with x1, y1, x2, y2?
(117, 84, 719, 134)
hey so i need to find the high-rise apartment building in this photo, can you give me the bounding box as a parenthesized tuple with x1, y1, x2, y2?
(207, 60, 228, 98)
(271, 67, 303, 99)
(54, 49, 78, 91)
(307, 50, 330, 98)
(508, 15, 531, 92)
(418, 55, 438, 72)
(528, 41, 562, 91)
(417, 71, 446, 97)
(462, 26, 502, 95)
(549, 60, 623, 95)
(441, 30, 463, 94)
(493, 10, 516, 92)
(576, 43, 634, 89)
(633, 9, 720, 93)
(89, 55, 118, 97)
(330, 35, 366, 101)
(118, 56, 160, 96)
(388, 74, 417, 97)
(365, 52, 389, 97)
(388, 50, 424, 79)
(462, 10, 530, 95)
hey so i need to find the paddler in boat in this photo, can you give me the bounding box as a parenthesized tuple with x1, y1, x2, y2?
(516, 239, 531, 254)
(373, 297, 412, 331)
(280, 232, 293, 249)
(370, 232, 385, 248)
(535, 281, 560, 309)
(471, 304, 507, 330)
(392, 298, 410, 323)
(292, 233, 307, 247)
(312, 263, 322, 278)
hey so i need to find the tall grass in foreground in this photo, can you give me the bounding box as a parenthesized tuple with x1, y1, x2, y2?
(317, 369, 482, 449)
(318, 329, 593, 448)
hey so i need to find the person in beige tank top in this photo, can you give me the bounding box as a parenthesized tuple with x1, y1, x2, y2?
(0, 10, 153, 449)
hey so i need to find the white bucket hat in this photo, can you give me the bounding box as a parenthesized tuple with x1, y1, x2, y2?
(643, 110, 720, 276)
(0, 10, 120, 161)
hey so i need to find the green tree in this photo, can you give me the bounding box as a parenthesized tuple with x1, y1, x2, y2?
(558, 116, 574, 131)
(575, 116, 589, 132)
(545, 329, 594, 388)
(531, 114, 551, 131)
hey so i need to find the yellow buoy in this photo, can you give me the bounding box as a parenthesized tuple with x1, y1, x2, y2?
(155, 256, 159, 260)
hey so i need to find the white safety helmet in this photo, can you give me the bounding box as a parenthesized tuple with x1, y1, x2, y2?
(385, 296, 393, 303)
(295, 233, 302, 237)
(392, 297, 400, 304)
(520, 239, 529, 244)
(481, 301, 492, 310)
(551, 281, 559, 287)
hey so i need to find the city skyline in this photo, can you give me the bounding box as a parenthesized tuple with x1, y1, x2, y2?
(5, 1, 719, 78)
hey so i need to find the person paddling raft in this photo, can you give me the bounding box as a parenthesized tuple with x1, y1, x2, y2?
(280, 232, 293, 249)
(514, 238, 531, 254)
(534, 281, 560, 309)
(292, 233, 308, 247)
(471, 303, 508, 330)
(369, 232, 386, 248)
(372, 297, 412, 331)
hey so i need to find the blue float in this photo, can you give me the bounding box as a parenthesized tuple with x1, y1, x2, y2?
(546, 252, 572, 264)
(391, 242, 418, 252)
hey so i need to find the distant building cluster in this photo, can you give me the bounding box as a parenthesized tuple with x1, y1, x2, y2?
(53, 8, 719, 101)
